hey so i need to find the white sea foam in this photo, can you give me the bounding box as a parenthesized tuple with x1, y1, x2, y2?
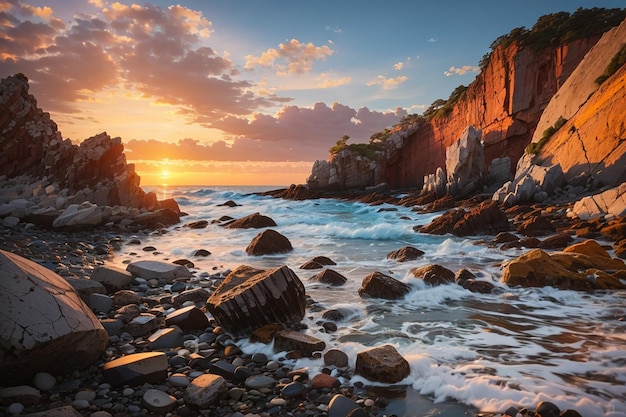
(112, 186, 626, 415)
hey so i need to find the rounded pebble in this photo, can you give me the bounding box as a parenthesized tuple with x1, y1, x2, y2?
(7, 403, 24, 415)
(75, 390, 96, 402)
(33, 372, 56, 391)
(72, 399, 91, 409)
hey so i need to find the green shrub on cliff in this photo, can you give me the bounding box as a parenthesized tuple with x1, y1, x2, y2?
(481, 7, 626, 70)
(328, 134, 385, 160)
(595, 43, 626, 85)
(423, 85, 467, 121)
(526, 116, 568, 155)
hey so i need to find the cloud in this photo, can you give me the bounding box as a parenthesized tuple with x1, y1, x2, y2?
(393, 62, 404, 71)
(244, 38, 333, 75)
(315, 72, 351, 88)
(366, 75, 408, 90)
(428, 38, 437, 43)
(0, 1, 288, 118)
(444, 65, 480, 76)
(127, 102, 406, 162)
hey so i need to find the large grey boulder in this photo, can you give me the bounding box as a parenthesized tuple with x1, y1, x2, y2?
(572, 182, 626, 220)
(0, 249, 108, 384)
(206, 265, 306, 337)
(52, 202, 104, 229)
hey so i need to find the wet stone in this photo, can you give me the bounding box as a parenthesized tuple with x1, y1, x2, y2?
(209, 360, 237, 380)
(245, 375, 276, 390)
(327, 394, 360, 417)
(280, 381, 307, 398)
(183, 374, 228, 408)
(102, 352, 168, 386)
(164, 305, 209, 331)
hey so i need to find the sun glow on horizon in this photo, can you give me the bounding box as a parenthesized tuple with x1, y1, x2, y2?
(132, 158, 313, 186)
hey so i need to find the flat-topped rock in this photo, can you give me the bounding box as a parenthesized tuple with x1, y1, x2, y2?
(225, 212, 277, 228)
(91, 265, 133, 292)
(274, 329, 326, 357)
(164, 305, 210, 331)
(126, 260, 192, 282)
(102, 352, 168, 386)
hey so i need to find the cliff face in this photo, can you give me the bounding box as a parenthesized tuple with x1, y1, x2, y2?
(385, 37, 599, 189)
(0, 74, 151, 209)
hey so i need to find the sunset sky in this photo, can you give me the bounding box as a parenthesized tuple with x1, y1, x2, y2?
(2, 0, 624, 186)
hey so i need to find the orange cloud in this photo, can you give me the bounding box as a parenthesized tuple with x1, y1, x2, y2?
(244, 38, 333, 75)
(366, 75, 409, 90)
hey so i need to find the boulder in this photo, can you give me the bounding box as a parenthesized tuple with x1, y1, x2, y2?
(455, 269, 495, 294)
(516, 215, 556, 237)
(102, 352, 168, 386)
(90, 265, 133, 292)
(172, 287, 211, 307)
(206, 265, 306, 337)
(358, 271, 410, 300)
(354, 344, 410, 383)
(324, 348, 349, 368)
(274, 329, 326, 357)
(183, 374, 228, 408)
(488, 156, 511, 185)
(386, 246, 425, 262)
(501, 243, 626, 290)
(417, 208, 466, 235)
(410, 264, 455, 286)
(309, 269, 347, 286)
(126, 260, 192, 282)
(226, 212, 277, 228)
(0, 250, 108, 384)
(164, 305, 210, 331)
(451, 200, 510, 236)
(52, 202, 103, 229)
(245, 229, 293, 255)
(572, 182, 626, 220)
(132, 208, 180, 228)
(327, 394, 361, 417)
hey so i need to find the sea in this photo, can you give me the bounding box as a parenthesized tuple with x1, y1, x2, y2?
(108, 185, 626, 417)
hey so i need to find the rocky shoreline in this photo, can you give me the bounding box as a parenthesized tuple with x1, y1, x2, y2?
(2, 179, 626, 417)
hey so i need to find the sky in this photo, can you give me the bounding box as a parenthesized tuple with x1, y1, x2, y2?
(1, 1, 625, 186)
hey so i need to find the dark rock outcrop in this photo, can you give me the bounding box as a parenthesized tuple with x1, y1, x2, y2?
(309, 269, 347, 286)
(358, 271, 410, 300)
(225, 212, 277, 229)
(245, 229, 293, 255)
(386, 246, 424, 262)
(410, 264, 455, 286)
(0, 74, 173, 211)
(354, 344, 410, 383)
(206, 265, 306, 337)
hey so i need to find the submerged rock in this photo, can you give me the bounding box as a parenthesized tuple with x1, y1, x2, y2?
(245, 229, 293, 255)
(0, 249, 108, 385)
(309, 268, 347, 286)
(354, 344, 410, 383)
(358, 271, 410, 300)
(225, 212, 277, 228)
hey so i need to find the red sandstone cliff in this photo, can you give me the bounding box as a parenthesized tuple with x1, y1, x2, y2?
(385, 37, 599, 189)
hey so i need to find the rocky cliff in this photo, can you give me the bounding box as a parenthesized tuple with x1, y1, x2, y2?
(0, 74, 158, 209)
(525, 18, 626, 187)
(307, 11, 626, 194)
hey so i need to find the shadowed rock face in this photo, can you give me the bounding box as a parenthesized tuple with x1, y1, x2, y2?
(0, 74, 158, 209)
(0, 249, 109, 384)
(206, 265, 306, 337)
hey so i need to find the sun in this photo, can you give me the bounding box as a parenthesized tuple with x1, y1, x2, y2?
(162, 170, 168, 178)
